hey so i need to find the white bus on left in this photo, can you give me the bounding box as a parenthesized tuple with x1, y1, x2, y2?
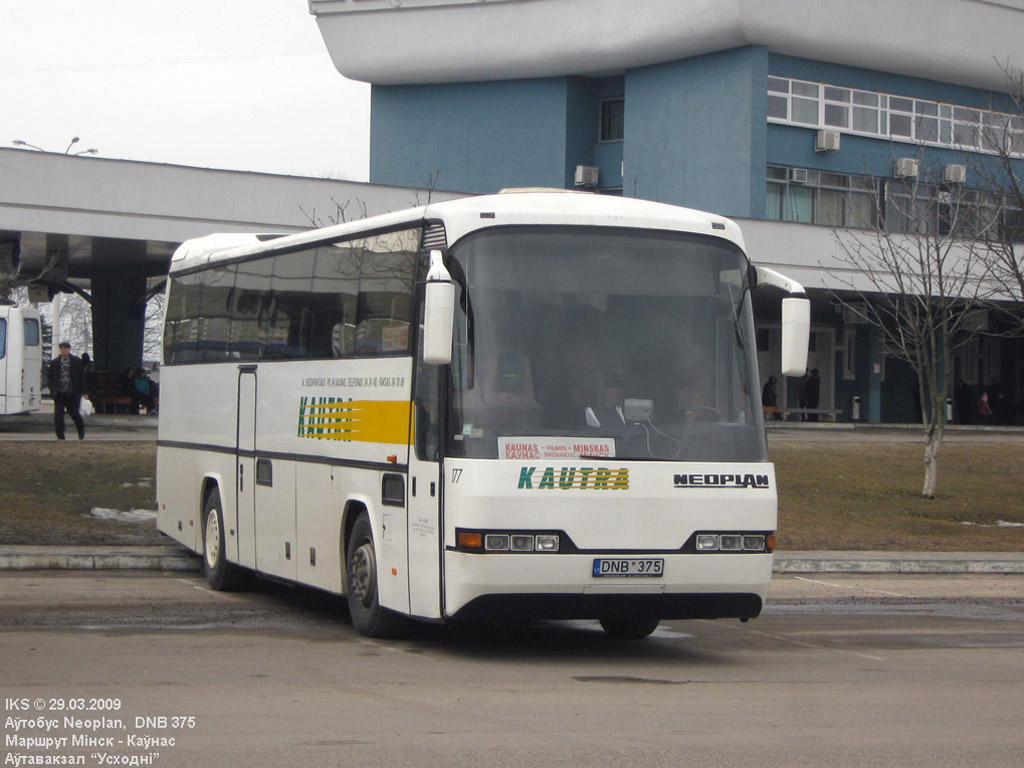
(0, 303, 43, 416)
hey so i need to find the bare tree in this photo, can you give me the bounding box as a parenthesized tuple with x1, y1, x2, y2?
(830, 166, 997, 497)
(408, 166, 441, 207)
(299, 196, 370, 229)
(0, 241, 63, 304)
(960, 63, 1024, 307)
(0, 241, 19, 302)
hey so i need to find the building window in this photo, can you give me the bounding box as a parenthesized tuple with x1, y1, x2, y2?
(768, 164, 1024, 241)
(767, 77, 789, 119)
(767, 76, 1024, 158)
(884, 182, 1007, 238)
(599, 98, 624, 142)
(766, 166, 879, 229)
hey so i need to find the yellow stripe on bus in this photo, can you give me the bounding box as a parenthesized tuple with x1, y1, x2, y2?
(297, 399, 411, 444)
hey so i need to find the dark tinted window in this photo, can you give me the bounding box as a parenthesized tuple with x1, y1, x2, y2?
(599, 98, 624, 142)
(164, 227, 420, 364)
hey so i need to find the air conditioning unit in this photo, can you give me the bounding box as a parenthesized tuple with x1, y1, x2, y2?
(574, 165, 599, 187)
(943, 164, 967, 184)
(895, 157, 919, 178)
(815, 130, 841, 152)
(790, 168, 809, 184)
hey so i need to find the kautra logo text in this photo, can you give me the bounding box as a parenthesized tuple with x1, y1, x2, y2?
(517, 466, 629, 490)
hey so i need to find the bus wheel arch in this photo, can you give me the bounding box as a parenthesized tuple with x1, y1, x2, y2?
(343, 509, 408, 638)
(340, 500, 368, 594)
(201, 482, 245, 591)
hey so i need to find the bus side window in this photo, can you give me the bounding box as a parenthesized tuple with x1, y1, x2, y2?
(23, 318, 40, 346)
(356, 235, 417, 356)
(314, 243, 359, 358)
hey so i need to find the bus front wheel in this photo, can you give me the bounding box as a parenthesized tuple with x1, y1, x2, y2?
(599, 617, 660, 639)
(202, 489, 245, 591)
(345, 513, 408, 638)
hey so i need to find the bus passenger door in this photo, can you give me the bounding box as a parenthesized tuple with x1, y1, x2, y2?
(235, 366, 257, 569)
(406, 363, 443, 620)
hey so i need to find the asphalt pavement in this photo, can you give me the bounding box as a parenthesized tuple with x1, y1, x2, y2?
(2, 404, 1023, 574)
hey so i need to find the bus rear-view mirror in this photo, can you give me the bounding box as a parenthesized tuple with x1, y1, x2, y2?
(780, 297, 810, 377)
(423, 250, 455, 365)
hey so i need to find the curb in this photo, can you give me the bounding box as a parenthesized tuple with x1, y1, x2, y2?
(1, 547, 1023, 574)
(0, 546, 199, 572)
(773, 551, 1024, 574)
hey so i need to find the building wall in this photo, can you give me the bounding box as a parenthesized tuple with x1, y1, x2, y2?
(370, 79, 573, 192)
(370, 76, 629, 193)
(623, 46, 767, 218)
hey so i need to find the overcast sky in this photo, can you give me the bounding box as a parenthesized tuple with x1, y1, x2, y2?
(0, 0, 371, 180)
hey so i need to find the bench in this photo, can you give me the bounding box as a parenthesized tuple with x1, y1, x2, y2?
(91, 371, 136, 414)
(774, 407, 844, 423)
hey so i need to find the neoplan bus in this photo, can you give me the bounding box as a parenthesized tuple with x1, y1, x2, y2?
(156, 191, 809, 639)
(0, 303, 43, 416)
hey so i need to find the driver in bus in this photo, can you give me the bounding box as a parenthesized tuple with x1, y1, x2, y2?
(547, 305, 625, 429)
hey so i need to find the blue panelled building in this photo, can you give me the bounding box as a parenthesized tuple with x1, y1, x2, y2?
(310, 0, 1024, 424)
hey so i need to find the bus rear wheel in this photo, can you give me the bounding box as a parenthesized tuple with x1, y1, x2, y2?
(599, 617, 660, 639)
(346, 513, 408, 638)
(202, 488, 245, 591)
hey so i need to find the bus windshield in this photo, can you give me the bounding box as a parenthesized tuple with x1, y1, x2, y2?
(445, 226, 765, 462)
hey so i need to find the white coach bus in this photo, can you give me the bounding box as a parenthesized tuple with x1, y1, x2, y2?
(0, 303, 43, 415)
(156, 191, 809, 638)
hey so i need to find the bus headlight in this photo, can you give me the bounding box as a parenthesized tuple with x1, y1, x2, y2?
(457, 529, 561, 553)
(535, 535, 560, 552)
(694, 533, 774, 553)
(484, 534, 510, 551)
(510, 535, 535, 552)
(743, 535, 767, 551)
(696, 535, 720, 551)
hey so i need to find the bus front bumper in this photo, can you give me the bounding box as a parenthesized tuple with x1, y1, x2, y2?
(443, 551, 773, 623)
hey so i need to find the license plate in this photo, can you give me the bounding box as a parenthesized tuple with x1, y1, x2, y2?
(592, 558, 664, 577)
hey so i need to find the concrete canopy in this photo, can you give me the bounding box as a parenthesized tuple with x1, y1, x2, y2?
(0, 148, 463, 367)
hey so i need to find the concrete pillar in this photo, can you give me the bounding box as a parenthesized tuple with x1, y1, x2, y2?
(85, 237, 154, 371)
(86, 238, 155, 371)
(90, 273, 147, 371)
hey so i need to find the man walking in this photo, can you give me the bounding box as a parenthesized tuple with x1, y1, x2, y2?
(48, 341, 86, 440)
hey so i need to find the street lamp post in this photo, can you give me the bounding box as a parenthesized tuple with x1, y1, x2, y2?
(11, 137, 98, 155)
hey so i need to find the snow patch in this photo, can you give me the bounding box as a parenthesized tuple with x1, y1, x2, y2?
(89, 508, 158, 523)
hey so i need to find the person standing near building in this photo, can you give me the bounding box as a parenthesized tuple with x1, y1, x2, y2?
(48, 341, 86, 440)
(802, 368, 821, 422)
(761, 375, 778, 420)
